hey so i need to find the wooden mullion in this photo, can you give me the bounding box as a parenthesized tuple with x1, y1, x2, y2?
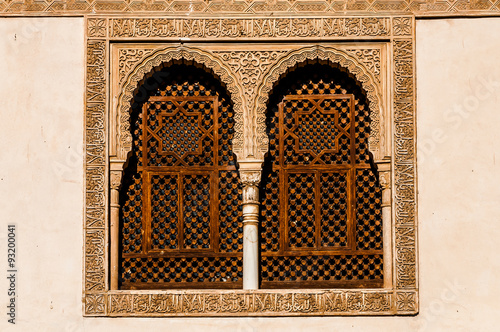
(178, 173, 184, 251)
(142, 103, 148, 168)
(260, 249, 383, 257)
(212, 170, 220, 253)
(121, 281, 243, 290)
(123, 251, 243, 259)
(141, 171, 149, 254)
(142, 165, 236, 172)
(212, 96, 219, 253)
(261, 279, 383, 289)
(278, 101, 286, 255)
(314, 170, 321, 249)
(148, 95, 217, 102)
(283, 94, 353, 101)
(348, 95, 357, 252)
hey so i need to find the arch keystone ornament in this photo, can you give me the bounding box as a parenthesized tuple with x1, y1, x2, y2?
(84, 15, 418, 317)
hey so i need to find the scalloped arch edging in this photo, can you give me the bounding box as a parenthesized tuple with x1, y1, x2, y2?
(116, 46, 245, 160)
(254, 46, 385, 161)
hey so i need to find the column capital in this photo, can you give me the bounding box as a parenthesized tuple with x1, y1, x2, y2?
(110, 170, 122, 191)
(238, 159, 263, 189)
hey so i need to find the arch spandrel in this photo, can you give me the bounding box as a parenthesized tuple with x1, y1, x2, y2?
(254, 46, 387, 162)
(115, 46, 246, 162)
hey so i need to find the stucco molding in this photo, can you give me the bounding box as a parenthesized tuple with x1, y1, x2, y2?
(2, 0, 500, 16)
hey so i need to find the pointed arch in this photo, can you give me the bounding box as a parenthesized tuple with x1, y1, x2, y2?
(254, 46, 387, 161)
(115, 46, 245, 161)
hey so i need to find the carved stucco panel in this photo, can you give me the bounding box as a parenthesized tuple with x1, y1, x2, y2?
(105, 290, 395, 316)
(213, 50, 287, 159)
(2, 0, 500, 15)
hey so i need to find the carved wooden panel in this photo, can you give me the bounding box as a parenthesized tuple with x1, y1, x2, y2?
(259, 65, 383, 289)
(119, 67, 243, 290)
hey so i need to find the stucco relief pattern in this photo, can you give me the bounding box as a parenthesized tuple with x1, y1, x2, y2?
(108, 17, 391, 39)
(85, 38, 107, 315)
(2, 0, 500, 15)
(199, 50, 286, 159)
(118, 49, 155, 86)
(84, 15, 418, 316)
(115, 44, 383, 161)
(345, 49, 381, 82)
(106, 291, 392, 315)
(393, 38, 417, 294)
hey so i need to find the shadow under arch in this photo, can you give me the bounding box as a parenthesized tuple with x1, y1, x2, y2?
(253, 46, 385, 162)
(117, 59, 245, 290)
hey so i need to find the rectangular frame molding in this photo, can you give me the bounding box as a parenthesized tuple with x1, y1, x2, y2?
(83, 15, 418, 316)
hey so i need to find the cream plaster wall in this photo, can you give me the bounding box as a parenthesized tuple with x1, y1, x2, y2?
(0, 17, 499, 332)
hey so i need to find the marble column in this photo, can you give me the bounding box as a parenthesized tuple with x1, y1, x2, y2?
(239, 160, 263, 290)
(109, 169, 122, 290)
(377, 161, 392, 289)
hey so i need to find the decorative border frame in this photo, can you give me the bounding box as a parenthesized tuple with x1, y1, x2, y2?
(84, 15, 417, 316)
(2, 0, 500, 17)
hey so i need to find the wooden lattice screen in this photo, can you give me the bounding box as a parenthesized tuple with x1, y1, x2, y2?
(259, 64, 384, 289)
(119, 65, 243, 289)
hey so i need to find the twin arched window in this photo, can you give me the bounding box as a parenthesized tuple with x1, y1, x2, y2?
(118, 61, 383, 290)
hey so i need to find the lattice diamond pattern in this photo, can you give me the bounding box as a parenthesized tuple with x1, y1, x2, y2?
(218, 171, 243, 253)
(297, 110, 337, 154)
(356, 169, 383, 250)
(261, 255, 383, 282)
(121, 256, 243, 284)
(121, 173, 143, 254)
(160, 111, 200, 156)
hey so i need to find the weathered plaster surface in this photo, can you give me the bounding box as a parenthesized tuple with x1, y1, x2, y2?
(0, 17, 499, 331)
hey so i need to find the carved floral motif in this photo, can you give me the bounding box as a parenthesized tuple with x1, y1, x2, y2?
(85, 294, 106, 315)
(118, 49, 155, 85)
(88, 18, 107, 38)
(396, 291, 417, 312)
(345, 49, 381, 82)
(215, 51, 286, 157)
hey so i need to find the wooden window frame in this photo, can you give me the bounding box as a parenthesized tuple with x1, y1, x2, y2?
(84, 15, 418, 316)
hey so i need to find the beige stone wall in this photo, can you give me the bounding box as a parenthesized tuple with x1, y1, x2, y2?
(0, 17, 499, 331)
